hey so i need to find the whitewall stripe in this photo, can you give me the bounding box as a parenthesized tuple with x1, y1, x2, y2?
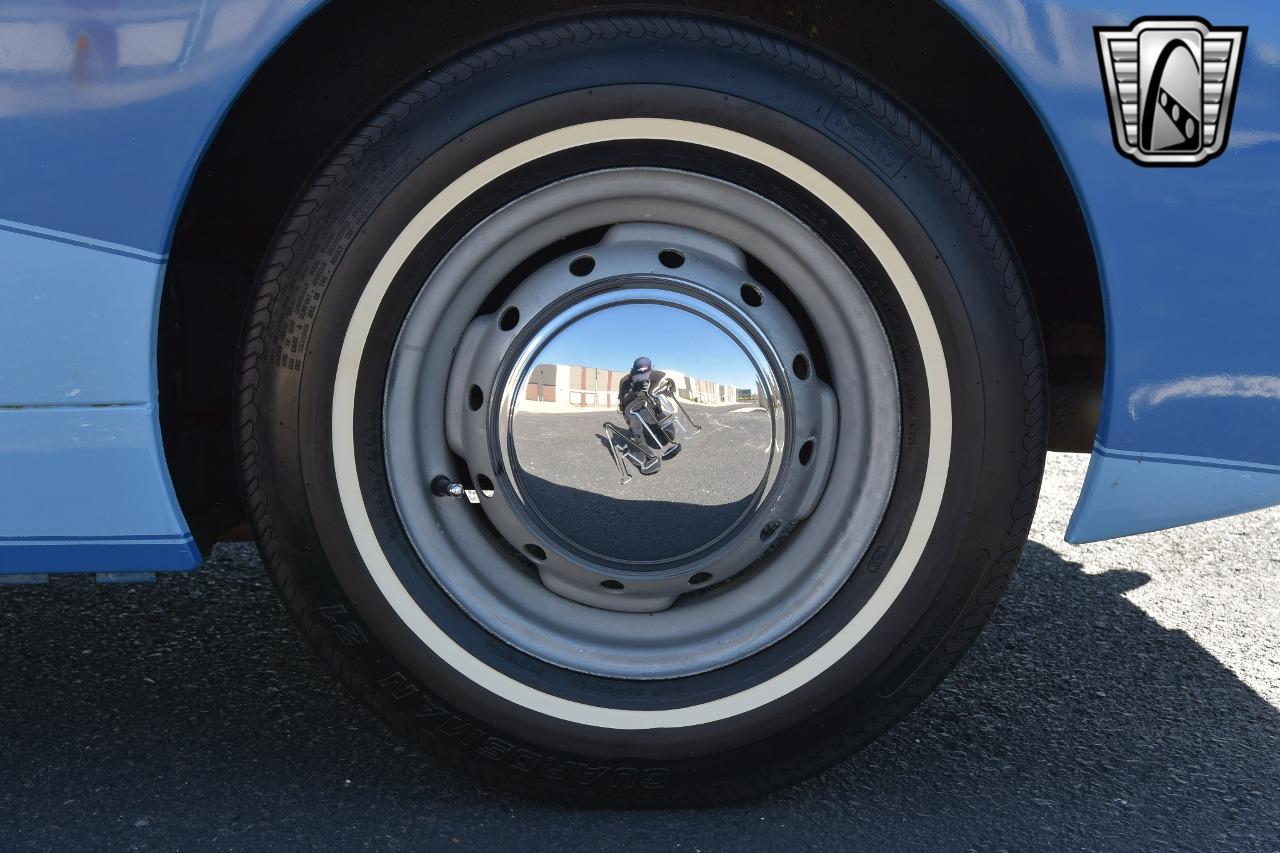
(331, 119, 951, 729)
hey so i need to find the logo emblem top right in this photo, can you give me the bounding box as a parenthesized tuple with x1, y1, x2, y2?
(1096, 18, 1247, 166)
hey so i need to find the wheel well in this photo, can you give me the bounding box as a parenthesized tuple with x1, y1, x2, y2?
(161, 0, 1104, 549)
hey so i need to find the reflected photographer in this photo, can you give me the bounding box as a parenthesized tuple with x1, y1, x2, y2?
(605, 356, 701, 482)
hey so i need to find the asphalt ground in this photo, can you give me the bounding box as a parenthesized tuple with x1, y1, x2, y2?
(2, 452, 1279, 851)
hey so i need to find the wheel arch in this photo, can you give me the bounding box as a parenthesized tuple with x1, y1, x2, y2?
(160, 0, 1104, 549)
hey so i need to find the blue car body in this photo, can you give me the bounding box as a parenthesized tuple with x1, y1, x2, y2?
(1, 0, 1278, 574)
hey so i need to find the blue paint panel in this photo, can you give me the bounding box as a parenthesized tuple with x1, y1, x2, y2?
(0, 1, 326, 573)
(0, 536, 199, 573)
(0, 223, 162, 405)
(0, 0, 317, 254)
(1066, 445, 1280, 543)
(0, 226, 195, 572)
(0, 402, 190, 531)
(944, 0, 1280, 538)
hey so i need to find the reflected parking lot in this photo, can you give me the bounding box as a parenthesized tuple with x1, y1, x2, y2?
(512, 403, 773, 563)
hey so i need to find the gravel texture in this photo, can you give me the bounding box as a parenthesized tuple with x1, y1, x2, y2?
(2, 452, 1278, 851)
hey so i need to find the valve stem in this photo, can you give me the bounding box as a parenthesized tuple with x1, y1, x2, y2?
(432, 476, 478, 503)
(432, 476, 464, 498)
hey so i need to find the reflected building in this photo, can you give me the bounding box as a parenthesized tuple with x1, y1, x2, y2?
(523, 363, 743, 411)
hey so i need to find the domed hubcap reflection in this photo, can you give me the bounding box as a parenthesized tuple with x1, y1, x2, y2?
(512, 300, 771, 565)
(444, 224, 836, 612)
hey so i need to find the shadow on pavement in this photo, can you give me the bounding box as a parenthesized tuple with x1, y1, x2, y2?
(0, 541, 1277, 850)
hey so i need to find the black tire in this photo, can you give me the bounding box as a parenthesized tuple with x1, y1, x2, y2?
(237, 14, 1045, 806)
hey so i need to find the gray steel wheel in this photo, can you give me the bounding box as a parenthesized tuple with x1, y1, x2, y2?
(384, 168, 899, 679)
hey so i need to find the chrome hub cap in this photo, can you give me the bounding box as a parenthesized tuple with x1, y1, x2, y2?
(445, 224, 836, 611)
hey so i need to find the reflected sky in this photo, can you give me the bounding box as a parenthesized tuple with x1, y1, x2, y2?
(531, 303, 760, 388)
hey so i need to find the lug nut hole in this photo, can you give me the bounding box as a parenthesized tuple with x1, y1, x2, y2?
(658, 249, 685, 269)
(740, 283, 764, 307)
(761, 521, 781, 541)
(475, 474, 495, 497)
(468, 385, 484, 411)
(569, 255, 595, 277)
(499, 306, 520, 331)
(792, 353, 811, 381)
(523, 544, 546, 561)
(688, 572, 713, 586)
(600, 579, 625, 591)
(799, 438, 816, 466)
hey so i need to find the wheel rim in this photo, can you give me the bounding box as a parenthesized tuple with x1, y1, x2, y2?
(447, 222, 833, 611)
(383, 167, 900, 680)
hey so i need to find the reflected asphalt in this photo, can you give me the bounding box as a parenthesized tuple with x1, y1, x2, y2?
(512, 403, 773, 562)
(1, 453, 1278, 851)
